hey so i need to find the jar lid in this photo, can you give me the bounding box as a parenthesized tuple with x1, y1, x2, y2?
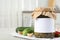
(32, 8, 56, 20)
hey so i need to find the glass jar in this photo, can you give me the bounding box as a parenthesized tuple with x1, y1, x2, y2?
(34, 15, 55, 38)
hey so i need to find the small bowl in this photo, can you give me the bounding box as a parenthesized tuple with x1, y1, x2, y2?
(27, 33, 33, 37)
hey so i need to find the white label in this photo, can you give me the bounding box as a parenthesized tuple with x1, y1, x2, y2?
(34, 18, 55, 33)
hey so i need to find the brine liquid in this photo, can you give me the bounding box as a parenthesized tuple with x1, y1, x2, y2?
(34, 32, 55, 38)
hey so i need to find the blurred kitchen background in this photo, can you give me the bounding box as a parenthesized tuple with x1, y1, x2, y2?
(0, 0, 60, 40)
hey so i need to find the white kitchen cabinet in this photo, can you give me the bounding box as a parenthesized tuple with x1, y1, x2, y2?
(22, 0, 37, 11)
(22, 0, 49, 11)
(38, 0, 48, 8)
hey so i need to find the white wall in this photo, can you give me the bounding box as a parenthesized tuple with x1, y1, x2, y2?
(0, 0, 60, 40)
(0, 0, 18, 28)
(0, 0, 22, 40)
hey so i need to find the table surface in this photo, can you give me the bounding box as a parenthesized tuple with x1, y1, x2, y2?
(11, 33, 60, 40)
